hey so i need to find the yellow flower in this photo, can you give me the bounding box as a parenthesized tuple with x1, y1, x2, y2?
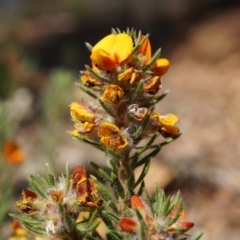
(159, 114, 180, 137)
(101, 85, 124, 103)
(70, 102, 95, 122)
(144, 76, 161, 95)
(90, 33, 133, 71)
(3, 141, 25, 165)
(150, 112, 180, 137)
(73, 122, 96, 135)
(98, 122, 128, 150)
(152, 58, 170, 76)
(117, 67, 142, 84)
(81, 69, 103, 87)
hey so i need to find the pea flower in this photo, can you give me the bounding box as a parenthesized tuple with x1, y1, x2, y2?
(98, 122, 128, 150)
(3, 141, 25, 165)
(90, 33, 133, 71)
(101, 84, 124, 103)
(119, 195, 194, 239)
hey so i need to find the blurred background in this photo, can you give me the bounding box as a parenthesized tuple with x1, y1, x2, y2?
(1, 0, 240, 239)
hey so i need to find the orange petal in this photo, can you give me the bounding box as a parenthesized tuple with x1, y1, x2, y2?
(3, 141, 25, 165)
(70, 102, 95, 122)
(152, 58, 170, 76)
(91, 49, 117, 71)
(119, 218, 138, 234)
(144, 76, 161, 95)
(138, 35, 152, 64)
(101, 84, 124, 103)
(91, 33, 133, 70)
(131, 195, 146, 210)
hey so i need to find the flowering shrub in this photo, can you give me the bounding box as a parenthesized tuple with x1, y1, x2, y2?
(11, 28, 202, 240)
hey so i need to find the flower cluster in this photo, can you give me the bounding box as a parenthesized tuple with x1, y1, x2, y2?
(119, 194, 194, 239)
(13, 29, 200, 240)
(14, 165, 102, 239)
(70, 29, 179, 153)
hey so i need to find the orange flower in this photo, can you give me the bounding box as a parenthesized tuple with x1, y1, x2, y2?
(138, 35, 151, 64)
(72, 122, 96, 135)
(11, 220, 27, 236)
(71, 165, 102, 208)
(3, 141, 25, 165)
(137, 35, 170, 75)
(98, 122, 128, 150)
(119, 218, 138, 234)
(117, 67, 142, 84)
(81, 69, 103, 87)
(150, 112, 180, 137)
(70, 102, 95, 122)
(90, 33, 133, 71)
(101, 85, 124, 103)
(16, 189, 38, 213)
(159, 113, 180, 137)
(131, 195, 146, 210)
(152, 58, 170, 76)
(144, 76, 161, 95)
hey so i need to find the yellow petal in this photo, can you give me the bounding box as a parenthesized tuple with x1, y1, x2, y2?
(101, 84, 124, 103)
(159, 114, 179, 126)
(74, 122, 95, 134)
(91, 33, 133, 66)
(98, 122, 121, 137)
(70, 102, 95, 122)
(144, 76, 161, 95)
(152, 58, 170, 76)
(91, 49, 117, 71)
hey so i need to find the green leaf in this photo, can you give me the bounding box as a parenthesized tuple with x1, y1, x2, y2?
(135, 209, 147, 239)
(107, 148, 122, 159)
(150, 134, 181, 149)
(10, 214, 43, 225)
(133, 146, 161, 169)
(137, 181, 145, 196)
(102, 211, 119, 223)
(46, 164, 55, 186)
(23, 222, 46, 235)
(132, 114, 150, 139)
(168, 191, 181, 215)
(193, 232, 204, 240)
(130, 132, 158, 165)
(132, 79, 144, 99)
(73, 135, 104, 151)
(143, 188, 154, 216)
(156, 188, 165, 216)
(132, 33, 149, 55)
(162, 197, 170, 216)
(28, 175, 47, 198)
(85, 42, 92, 52)
(65, 163, 71, 194)
(106, 231, 122, 240)
(77, 220, 100, 233)
(147, 90, 169, 106)
(98, 99, 117, 118)
(86, 210, 98, 227)
(167, 201, 183, 227)
(143, 48, 161, 72)
(134, 160, 150, 188)
(85, 65, 110, 83)
(90, 162, 112, 183)
(110, 174, 125, 199)
(97, 182, 118, 213)
(75, 82, 98, 99)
